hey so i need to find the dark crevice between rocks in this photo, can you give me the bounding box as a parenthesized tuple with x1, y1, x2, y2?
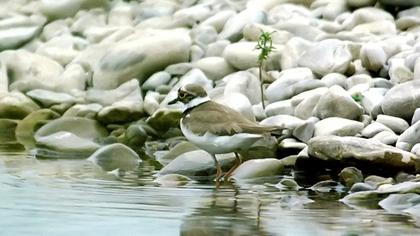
(294, 156, 417, 187)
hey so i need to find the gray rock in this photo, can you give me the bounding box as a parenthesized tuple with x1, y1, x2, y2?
(231, 158, 285, 181)
(350, 182, 375, 192)
(142, 71, 171, 91)
(397, 121, 420, 151)
(219, 8, 266, 42)
(361, 122, 393, 138)
(157, 150, 234, 177)
(3, 50, 64, 92)
(88, 143, 140, 171)
(26, 89, 76, 107)
(314, 86, 363, 120)
(157, 141, 199, 166)
(190, 45, 205, 62)
(143, 91, 160, 116)
(200, 10, 236, 32)
(310, 180, 344, 193)
(320, 73, 347, 88)
(154, 174, 193, 187)
(314, 117, 364, 137)
(291, 87, 328, 107)
(36, 131, 100, 155)
(223, 41, 281, 70)
(389, 58, 414, 84)
(294, 92, 323, 120)
(146, 108, 182, 133)
(360, 43, 387, 72)
(364, 175, 394, 189)
(339, 167, 363, 188)
(298, 39, 352, 76)
(266, 67, 317, 103)
(0, 15, 46, 51)
(412, 108, 420, 125)
(205, 40, 230, 57)
(97, 101, 144, 124)
(63, 103, 102, 119)
(293, 117, 317, 143)
(0, 119, 19, 144)
(35, 117, 109, 142)
(260, 115, 305, 130)
(15, 109, 60, 147)
(223, 71, 261, 105)
(376, 115, 409, 134)
(0, 92, 40, 119)
(379, 193, 420, 214)
(193, 57, 235, 81)
(361, 88, 387, 117)
(275, 178, 302, 191)
(40, 0, 109, 19)
(382, 80, 420, 120)
(83, 28, 191, 89)
(86, 79, 142, 106)
(265, 100, 294, 117)
(308, 136, 420, 171)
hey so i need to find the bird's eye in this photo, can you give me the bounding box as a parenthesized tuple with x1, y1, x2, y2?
(179, 92, 187, 99)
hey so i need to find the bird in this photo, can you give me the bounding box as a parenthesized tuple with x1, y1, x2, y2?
(168, 83, 277, 183)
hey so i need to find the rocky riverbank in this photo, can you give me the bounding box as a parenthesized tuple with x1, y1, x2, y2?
(1, 0, 420, 220)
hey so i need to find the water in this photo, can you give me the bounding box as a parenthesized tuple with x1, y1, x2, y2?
(1, 150, 420, 236)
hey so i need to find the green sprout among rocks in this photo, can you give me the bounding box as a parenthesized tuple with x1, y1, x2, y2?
(255, 31, 276, 109)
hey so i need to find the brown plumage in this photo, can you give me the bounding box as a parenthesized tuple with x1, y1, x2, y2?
(182, 101, 276, 136)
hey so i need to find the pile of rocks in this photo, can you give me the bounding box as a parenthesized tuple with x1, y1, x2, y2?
(1, 0, 420, 216)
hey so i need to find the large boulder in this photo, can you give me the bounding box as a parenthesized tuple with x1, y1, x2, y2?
(157, 150, 235, 177)
(0, 15, 46, 51)
(231, 158, 285, 181)
(298, 39, 352, 76)
(1, 50, 64, 92)
(397, 121, 420, 151)
(88, 143, 141, 171)
(314, 117, 364, 136)
(34, 117, 108, 141)
(382, 80, 420, 120)
(308, 136, 420, 172)
(313, 85, 363, 120)
(0, 92, 40, 119)
(76, 28, 191, 89)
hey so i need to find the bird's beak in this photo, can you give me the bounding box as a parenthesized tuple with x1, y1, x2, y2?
(168, 97, 179, 105)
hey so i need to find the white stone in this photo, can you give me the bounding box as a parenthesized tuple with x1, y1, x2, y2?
(86, 79, 142, 106)
(314, 117, 364, 137)
(382, 80, 420, 120)
(142, 71, 171, 91)
(200, 10, 236, 32)
(298, 39, 352, 76)
(260, 115, 305, 130)
(313, 85, 363, 120)
(360, 43, 387, 72)
(371, 130, 398, 145)
(214, 92, 255, 121)
(376, 115, 410, 134)
(320, 73, 347, 88)
(219, 8, 266, 42)
(362, 122, 393, 138)
(389, 58, 414, 84)
(223, 71, 261, 105)
(193, 57, 235, 81)
(397, 121, 420, 151)
(40, 0, 109, 19)
(223, 41, 282, 70)
(143, 91, 161, 116)
(26, 89, 76, 107)
(265, 100, 294, 117)
(63, 103, 102, 119)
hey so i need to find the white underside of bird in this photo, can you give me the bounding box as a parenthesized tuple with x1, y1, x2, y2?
(180, 120, 263, 154)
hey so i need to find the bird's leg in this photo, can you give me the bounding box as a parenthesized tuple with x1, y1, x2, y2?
(212, 154, 223, 183)
(223, 152, 242, 181)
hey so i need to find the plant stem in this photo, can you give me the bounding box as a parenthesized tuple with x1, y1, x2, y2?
(259, 63, 265, 109)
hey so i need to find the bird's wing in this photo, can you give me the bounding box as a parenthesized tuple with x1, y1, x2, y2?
(183, 101, 275, 135)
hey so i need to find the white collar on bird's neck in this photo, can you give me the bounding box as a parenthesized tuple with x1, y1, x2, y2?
(183, 96, 210, 112)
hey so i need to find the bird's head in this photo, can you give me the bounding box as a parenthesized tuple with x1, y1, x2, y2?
(168, 84, 209, 109)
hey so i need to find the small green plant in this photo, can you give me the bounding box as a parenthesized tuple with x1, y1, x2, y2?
(351, 93, 363, 102)
(255, 31, 276, 109)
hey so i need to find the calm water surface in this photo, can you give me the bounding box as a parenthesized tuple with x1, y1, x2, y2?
(1, 149, 420, 236)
